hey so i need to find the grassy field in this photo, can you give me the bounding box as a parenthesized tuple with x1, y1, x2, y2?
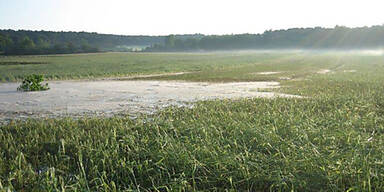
(1, 51, 380, 82)
(1, 51, 384, 191)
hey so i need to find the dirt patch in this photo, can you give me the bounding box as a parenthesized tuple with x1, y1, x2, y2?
(0, 80, 300, 122)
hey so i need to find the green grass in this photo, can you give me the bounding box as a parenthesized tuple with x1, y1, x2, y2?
(1, 51, 384, 191)
(1, 51, 381, 82)
(0, 52, 285, 82)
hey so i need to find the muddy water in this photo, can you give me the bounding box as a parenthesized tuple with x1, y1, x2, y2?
(0, 80, 299, 122)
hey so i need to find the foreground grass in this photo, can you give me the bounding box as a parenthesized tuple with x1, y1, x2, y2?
(1, 51, 384, 191)
(1, 74, 384, 191)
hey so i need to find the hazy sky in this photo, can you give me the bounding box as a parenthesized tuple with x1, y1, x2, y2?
(1, 0, 384, 35)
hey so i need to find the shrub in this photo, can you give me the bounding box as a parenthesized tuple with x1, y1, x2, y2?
(17, 74, 49, 91)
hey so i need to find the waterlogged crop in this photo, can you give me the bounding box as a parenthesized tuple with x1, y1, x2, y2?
(1, 52, 384, 191)
(17, 74, 49, 91)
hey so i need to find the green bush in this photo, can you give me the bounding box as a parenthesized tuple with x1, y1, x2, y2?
(17, 74, 49, 91)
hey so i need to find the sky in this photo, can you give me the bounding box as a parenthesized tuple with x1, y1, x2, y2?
(1, 0, 384, 36)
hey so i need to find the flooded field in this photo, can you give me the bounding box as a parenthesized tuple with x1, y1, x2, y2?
(0, 80, 299, 121)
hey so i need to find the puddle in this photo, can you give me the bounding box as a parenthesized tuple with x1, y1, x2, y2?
(317, 69, 331, 74)
(255, 72, 282, 75)
(279, 77, 291, 80)
(0, 80, 300, 122)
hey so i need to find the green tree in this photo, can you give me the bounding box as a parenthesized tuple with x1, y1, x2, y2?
(165, 35, 175, 48)
(66, 42, 76, 52)
(19, 36, 35, 49)
(0, 33, 5, 51)
(36, 37, 50, 49)
(0, 34, 13, 52)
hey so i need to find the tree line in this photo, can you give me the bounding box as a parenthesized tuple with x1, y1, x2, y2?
(145, 25, 384, 51)
(2, 25, 384, 55)
(0, 30, 165, 55)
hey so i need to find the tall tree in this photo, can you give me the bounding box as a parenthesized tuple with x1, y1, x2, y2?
(165, 35, 175, 48)
(19, 36, 35, 49)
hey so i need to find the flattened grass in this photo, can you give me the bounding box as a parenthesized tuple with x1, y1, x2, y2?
(1, 51, 384, 191)
(1, 88, 384, 191)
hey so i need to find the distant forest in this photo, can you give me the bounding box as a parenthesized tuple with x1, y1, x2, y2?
(1, 25, 384, 55)
(0, 30, 167, 55)
(147, 25, 384, 51)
